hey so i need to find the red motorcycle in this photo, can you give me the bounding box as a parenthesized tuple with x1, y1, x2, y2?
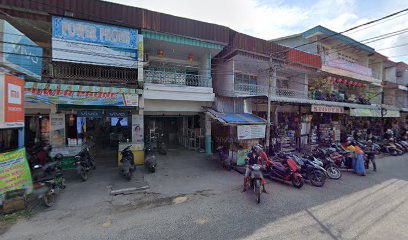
(264, 154, 304, 188)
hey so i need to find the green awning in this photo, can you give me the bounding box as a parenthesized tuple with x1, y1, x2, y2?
(350, 109, 400, 118)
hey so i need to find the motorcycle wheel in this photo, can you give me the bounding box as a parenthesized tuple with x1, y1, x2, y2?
(43, 189, 55, 207)
(80, 168, 88, 182)
(325, 164, 342, 180)
(255, 180, 261, 204)
(309, 170, 326, 187)
(291, 176, 304, 189)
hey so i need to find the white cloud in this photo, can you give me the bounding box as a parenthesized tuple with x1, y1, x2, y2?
(107, 0, 408, 61)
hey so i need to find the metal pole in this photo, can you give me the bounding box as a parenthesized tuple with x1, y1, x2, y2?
(265, 62, 277, 152)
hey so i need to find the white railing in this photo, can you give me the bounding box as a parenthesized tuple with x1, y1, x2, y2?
(323, 54, 373, 77)
(234, 83, 308, 99)
(144, 70, 211, 87)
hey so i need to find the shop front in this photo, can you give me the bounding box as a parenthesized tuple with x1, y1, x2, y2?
(24, 82, 143, 169)
(310, 105, 345, 147)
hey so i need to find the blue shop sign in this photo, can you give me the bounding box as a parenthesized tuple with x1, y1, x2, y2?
(77, 111, 103, 118)
(52, 16, 138, 68)
(2, 20, 43, 80)
(106, 111, 128, 118)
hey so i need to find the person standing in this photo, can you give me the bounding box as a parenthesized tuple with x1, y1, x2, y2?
(353, 142, 366, 176)
(364, 140, 377, 172)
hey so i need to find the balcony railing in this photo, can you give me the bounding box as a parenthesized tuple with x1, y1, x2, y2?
(234, 83, 308, 99)
(323, 54, 373, 78)
(144, 70, 211, 87)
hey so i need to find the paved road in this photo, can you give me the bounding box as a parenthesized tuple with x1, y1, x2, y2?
(2, 154, 408, 240)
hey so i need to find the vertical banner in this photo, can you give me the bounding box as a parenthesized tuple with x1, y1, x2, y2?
(50, 113, 65, 147)
(132, 115, 144, 143)
(0, 148, 33, 204)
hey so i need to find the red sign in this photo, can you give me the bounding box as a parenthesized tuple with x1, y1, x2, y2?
(0, 74, 24, 128)
(311, 105, 344, 114)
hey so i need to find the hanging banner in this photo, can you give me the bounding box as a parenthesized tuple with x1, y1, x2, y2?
(0, 148, 33, 204)
(311, 105, 345, 114)
(132, 115, 144, 143)
(25, 89, 138, 107)
(52, 16, 138, 68)
(50, 113, 65, 147)
(0, 74, 25, 128)
(237, 125, 266, 140)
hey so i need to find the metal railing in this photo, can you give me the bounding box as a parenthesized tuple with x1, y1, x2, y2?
(144, 70, 211, 87)
(234, 83, 308, 99)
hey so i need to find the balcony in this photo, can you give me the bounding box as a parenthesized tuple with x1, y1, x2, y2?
(144, 70, 211, 87)
(234, 83, 308, 99)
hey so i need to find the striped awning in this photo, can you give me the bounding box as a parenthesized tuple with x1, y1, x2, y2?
(25, 82, 142, 95)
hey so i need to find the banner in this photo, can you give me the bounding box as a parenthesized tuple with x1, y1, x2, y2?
(132, 115, 144, 143)
(25, 89, 138, 107)
(0, 148, 33, 203)
(50, 113, 65, 147)
(237, 125, 266, 140)
(52, 16, 138, 68)
(0, 74, 25, 128)
(311, 105, 345, 114)
(1, 20, 43, 80)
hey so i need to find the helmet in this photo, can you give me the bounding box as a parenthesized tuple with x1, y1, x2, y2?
(367, 140, 373, 144)
(386, 129, 393, 134)
(254, 144, 263, 153)
(347, 137, 354, 142)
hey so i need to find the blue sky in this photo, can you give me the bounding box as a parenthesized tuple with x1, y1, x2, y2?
(107, 0, 408, 62)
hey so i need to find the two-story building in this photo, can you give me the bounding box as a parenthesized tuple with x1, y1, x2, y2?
(274, 25, 399, 141)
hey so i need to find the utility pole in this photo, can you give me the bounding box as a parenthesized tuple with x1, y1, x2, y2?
(265, 58, 277, 153)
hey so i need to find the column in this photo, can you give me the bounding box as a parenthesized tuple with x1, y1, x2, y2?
(205, 113, 212, 154)
(18, 128, 24, 148)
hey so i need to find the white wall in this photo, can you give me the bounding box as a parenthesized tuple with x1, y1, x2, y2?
(384, 67, 397, 83)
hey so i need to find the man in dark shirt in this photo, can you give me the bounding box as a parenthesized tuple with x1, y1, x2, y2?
(243, 146, 267, 193)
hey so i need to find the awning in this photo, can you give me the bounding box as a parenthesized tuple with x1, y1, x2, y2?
(206, 109, 266, 125)
(350, 109, 401, 118)
(24, 82, 141, 107)
(269, 96, 379, 109)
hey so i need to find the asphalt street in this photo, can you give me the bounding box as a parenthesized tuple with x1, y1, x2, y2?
(2, 153, 408, 240)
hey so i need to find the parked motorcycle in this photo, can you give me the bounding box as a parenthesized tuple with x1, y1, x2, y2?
(216, 146, 231, 170)
(305, 149, 342, 180)
(145, 143, 157, 173)
(264, 154, 304, 188)
(120, 145, 135, 180)
(291, 154, 327, 187)
(31, 154, 65, 207)
(381, 139, 403, 156)
(245, 164, 263, 204)
(74, 144, 96, 181)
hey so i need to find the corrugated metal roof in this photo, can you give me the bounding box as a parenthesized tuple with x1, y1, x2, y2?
(207, 109, 266, 124)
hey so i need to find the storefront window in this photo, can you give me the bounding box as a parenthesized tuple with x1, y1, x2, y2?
(0, 129, 19, 153)
(24, 116, 50, 146)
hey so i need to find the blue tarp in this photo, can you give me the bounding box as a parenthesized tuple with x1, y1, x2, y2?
(217, 113, 265, 124)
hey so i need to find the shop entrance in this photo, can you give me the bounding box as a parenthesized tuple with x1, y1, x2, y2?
(145, 114, 205, 151)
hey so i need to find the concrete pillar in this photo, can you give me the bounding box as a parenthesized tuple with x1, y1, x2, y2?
(205, 113, 212, 154)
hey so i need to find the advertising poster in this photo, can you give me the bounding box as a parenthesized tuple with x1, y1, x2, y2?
(0, 148, 33, 203)
(237, 125, 266, 140)
(52, 16, 138, 68)
(132, 115, 144, 143)
(50, 113, 65, 147)
(0, 74, 25, 128)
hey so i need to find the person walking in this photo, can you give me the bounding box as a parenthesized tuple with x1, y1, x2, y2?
(364, 140, 377, 172)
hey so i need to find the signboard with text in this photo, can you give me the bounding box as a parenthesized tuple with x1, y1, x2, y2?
(52, 16, 138, 68)
(0, 74, 24, 128)
(25, 89, 138, 107)
(311, 105, 345, 114)
(0, 148, 33, 204)
(0, 20, 43, 80)
(237, 125, 266, 140)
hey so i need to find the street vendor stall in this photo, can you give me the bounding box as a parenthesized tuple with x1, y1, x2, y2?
(207, 110, 266, 166)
